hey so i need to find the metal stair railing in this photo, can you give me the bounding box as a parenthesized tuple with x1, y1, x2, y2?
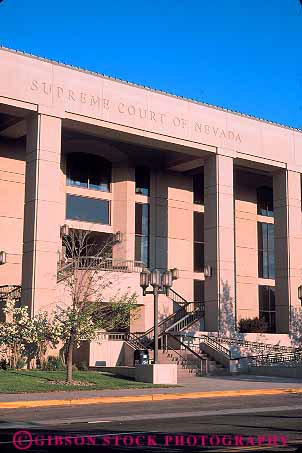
(167, 288, 188, 308)
(247, 350, 302, 367)
(177, 334, 231, 360)
(164, 332, 208, 375)
(166, 305, 204, 333)
(125, 333, 148, 350)
(57, 257, 146, 282)
(207, 335, 296, 353)
(0, 285, 21, 302)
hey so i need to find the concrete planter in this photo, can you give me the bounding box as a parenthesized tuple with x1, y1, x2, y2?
(135, 364, 178, 384)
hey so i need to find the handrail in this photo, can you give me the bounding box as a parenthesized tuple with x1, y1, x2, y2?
(245, 350, 302, 366)
(167, 289, 188, 307)
(140, 302, 204, 343)
(207, 335, 296, 353)
(0, 285, 21, 300)
(163, 333, 206, 374)
(177, 334, 231, 359)
(165, 332, 207, 363)
(57, 258, 146, 281)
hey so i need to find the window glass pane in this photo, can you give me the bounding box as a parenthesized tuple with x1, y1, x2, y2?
(135, 236, 142, 262)
(135, 235, 149, 265)
(270, 312, 276, 332)
(67, 154, 88, 188)
(257, 186, 274, 217)
(268, 252, 275, 279)
(89, 161, 111, 192)
(259, 285, 269, 310)
(194, 212, 204, 243)
(135, 204, 143, 234)
(141, 204, 149, 236)
(268, 224, 274, 251)
(258, 251, 264, 278)
(194, 280, 204, 301)
(262, 223, 268, 250)
(269, 287, 275, 310)
(135, 203, 149, 266)
(193, 174, 204, 205)
(66, 153, 111, 192)
(66, 195, 109, 224)
(257, 223, 263, 250)
(194, 243, 204, 272)
(135, 167, 150, 196)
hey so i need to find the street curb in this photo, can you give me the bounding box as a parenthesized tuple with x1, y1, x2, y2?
(0, 387, 302, 409)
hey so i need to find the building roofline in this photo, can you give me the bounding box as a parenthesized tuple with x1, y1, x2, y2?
(1, 45, 301, 134)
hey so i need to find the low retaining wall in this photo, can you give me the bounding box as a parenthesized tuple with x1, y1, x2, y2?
(92, 364, 177, 384)
(249, 365, 302, 378)
(91, 366, 136, 379)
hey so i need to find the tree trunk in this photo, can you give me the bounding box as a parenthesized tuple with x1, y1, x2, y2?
(66, 334, 75, 384)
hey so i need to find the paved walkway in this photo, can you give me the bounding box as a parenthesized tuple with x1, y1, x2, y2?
(0, 374, 302, 403)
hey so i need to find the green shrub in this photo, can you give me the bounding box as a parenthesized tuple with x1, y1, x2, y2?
(77, 361, 89, 371)
(238, 317, 268, 333)
(16, 358, 26, 370)
(43, 355, 65, 371)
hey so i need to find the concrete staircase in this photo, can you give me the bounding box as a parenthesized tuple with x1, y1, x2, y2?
(157, 349, 226, 383)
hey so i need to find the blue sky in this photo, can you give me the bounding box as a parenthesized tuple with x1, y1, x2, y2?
(0, 0, 302, 128)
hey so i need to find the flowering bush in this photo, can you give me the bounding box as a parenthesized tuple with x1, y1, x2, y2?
(0, 298, 61, 369)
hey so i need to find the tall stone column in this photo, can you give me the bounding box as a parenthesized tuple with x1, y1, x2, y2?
(273, 170, 302, 333)
(21, 114, 63, 315)
(112, 163, 135, 262)
(204, 154, 235, 333)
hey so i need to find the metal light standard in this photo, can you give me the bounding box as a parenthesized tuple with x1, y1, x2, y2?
(140, 268, 179, 364)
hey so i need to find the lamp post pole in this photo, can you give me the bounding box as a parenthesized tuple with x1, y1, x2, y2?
(140, 267, 179, 365)
(153, 285, 159, 364)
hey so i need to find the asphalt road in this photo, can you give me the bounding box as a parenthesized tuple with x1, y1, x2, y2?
(0, 393, 302, 452)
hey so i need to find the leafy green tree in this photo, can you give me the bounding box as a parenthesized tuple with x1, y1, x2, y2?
(57, 229, 138, 383)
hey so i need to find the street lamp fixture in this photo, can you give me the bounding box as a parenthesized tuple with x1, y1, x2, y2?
(298, 285, 302, 304)
(140, 268, 179, 364)
(114, 231, 122, 243)
(171, 267, 179, 281)
(0, 251, 6, 265)
(60, 224, 70, 237)
(140, 269, 150, 296)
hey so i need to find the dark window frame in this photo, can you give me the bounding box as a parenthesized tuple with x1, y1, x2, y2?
(66, 152, 111, 193)
(258, 222, 275, 279)
(259, 285, 276, 333)
(135, 202, 150, 266)
(257, 186, 274, 217)
(193, 174, 204, 205)
(194, 211, 204, 272)
(66, 194, 110, 225)
(135, 167, 150, 196)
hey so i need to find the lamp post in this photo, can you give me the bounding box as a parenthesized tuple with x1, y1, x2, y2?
(298, 285, 302, 305)
(140, 268, 179, 364)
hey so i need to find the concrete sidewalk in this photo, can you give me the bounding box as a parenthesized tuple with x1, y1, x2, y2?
(0, 375, 302, 408)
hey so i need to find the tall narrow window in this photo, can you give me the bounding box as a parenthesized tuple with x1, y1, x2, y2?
(259, 285, 276, 333)
(194, 280, 204, 310)
(193, 174, 204, 205)
(257, 186, 273, 217)
(135, 203, 149, 266)
(135, 167, 150, 196)
(194, 212, 204, 272)
(258, 222, 275, 279)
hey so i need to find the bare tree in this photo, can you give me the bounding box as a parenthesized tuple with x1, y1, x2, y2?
(56, 229, 138, 383)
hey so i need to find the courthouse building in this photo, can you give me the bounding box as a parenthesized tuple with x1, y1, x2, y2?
(1, 46, 302, 350)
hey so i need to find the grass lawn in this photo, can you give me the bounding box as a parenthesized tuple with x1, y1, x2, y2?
(0, 370, 165, 393)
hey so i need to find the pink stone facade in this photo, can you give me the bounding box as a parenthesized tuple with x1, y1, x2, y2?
(1, 47, 302, 346)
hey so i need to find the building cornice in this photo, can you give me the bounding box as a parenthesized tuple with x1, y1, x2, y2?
(1, 45, 301, 135)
